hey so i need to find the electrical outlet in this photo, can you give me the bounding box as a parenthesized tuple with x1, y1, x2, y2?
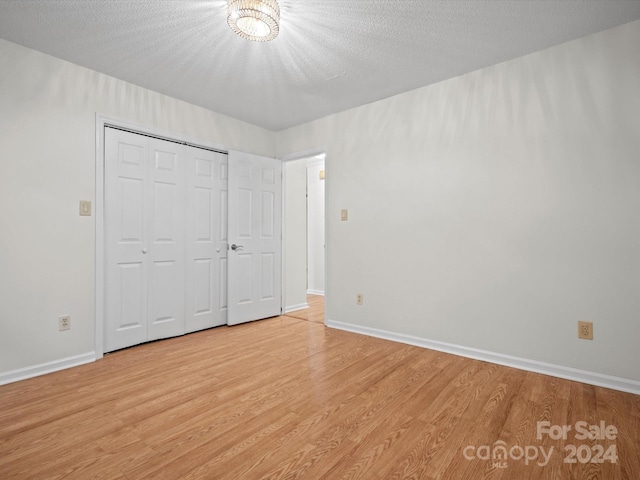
(59, 315, 71, 331)
(578, 321, 593, 340)
(356, 294, 363, 305)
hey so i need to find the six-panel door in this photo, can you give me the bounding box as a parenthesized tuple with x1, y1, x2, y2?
(185, 147, 228, 333)
(227, 150, 282, 326)
(105, 129, 149, 351)
(104, 128, 230, 352)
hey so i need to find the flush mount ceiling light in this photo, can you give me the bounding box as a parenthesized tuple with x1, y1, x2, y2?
(227, 0, 280, 42)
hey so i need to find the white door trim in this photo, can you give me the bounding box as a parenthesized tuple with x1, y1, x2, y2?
(278, 147, 328, 325)
(94, 114, 229, 357)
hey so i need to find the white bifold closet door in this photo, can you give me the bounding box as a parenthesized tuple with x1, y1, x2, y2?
(104, 128, 227, 352)
(184, 144, 229, 333)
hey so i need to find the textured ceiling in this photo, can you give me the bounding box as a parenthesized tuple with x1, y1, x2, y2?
(1, 1, 639, 131)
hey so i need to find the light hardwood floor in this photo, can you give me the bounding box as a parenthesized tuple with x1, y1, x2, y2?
(1, 313, 639, 479)
(284, 294, 325, 324)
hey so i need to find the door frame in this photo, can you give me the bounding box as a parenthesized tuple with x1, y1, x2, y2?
(305, 155, 325, 296)
(279, 147, 328, 324)
(94, 114, 229, 358)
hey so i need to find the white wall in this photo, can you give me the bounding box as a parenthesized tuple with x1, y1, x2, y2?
(284, 159, 308, 311)
(0, 39, 274, 378)
(3, 19, 640, 391)
(276, 21, 640, 386)
(307, 159, 325, 295)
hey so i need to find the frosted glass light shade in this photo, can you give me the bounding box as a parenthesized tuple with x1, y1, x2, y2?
(227, 0, 280, 42)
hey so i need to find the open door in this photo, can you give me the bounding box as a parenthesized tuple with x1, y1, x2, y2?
(227, 150, 282, 325)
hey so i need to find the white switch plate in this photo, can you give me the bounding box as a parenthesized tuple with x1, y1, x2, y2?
(341, 209, 348, 221)
(79, 200, 92, 216)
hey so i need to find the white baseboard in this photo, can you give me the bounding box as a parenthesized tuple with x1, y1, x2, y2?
(284, 303, 309, 314)
(306, 290, 325, 296)
(0, 352, 96, 386)
(326, 319, 640, 396)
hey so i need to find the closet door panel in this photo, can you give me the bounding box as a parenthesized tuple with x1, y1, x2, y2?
(185, 147, 226, 333)
(104, 129, 149, 352)
(147, 139, 186, 341)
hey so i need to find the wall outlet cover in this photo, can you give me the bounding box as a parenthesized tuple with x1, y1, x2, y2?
(59, 315, 71, 331)
(578, 321, 593, 340)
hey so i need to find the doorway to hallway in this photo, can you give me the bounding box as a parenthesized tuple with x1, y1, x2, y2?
(283, 153, 325, 321)
(284, 294, 324, 324)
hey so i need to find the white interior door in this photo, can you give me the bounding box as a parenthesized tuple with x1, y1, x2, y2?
(105, 127, 227, 352)
(146, 138, 186, 342)
(105, 129, 186, 351)
(227, 151, 282, 325)
(104, 129, 149, 351)
(185, 147, 228, 332)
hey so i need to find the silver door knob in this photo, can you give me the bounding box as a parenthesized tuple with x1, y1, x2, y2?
(142, 248, 148, 254)
(230, 244, 243, 251)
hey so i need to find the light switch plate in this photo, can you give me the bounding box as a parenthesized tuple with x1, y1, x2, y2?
(341, 209, 348, 221)
(79, 200, 92, 216)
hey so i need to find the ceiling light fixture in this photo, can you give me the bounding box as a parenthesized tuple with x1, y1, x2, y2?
(227, 0, 280, 42)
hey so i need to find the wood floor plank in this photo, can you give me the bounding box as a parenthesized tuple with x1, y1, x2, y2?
(284, 294, 325, 324)
(322, 413, 425, 480)
(1, 309, 638, 480)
